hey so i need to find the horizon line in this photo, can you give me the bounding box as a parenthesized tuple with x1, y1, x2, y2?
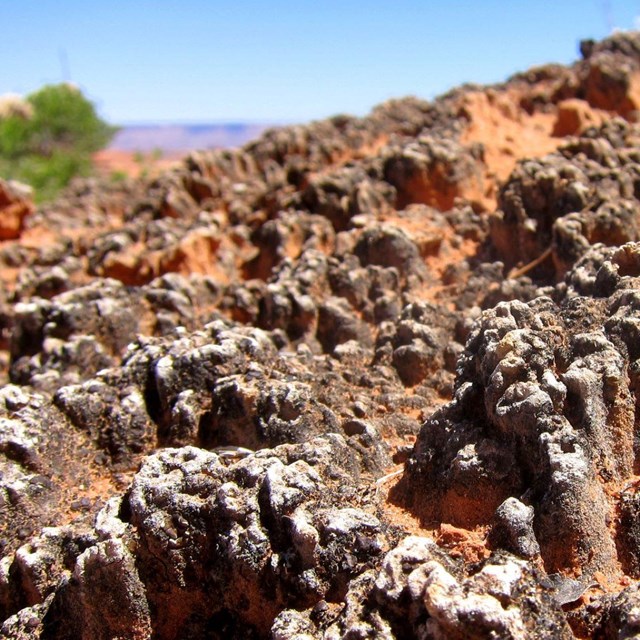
(112, 119, 293, 128)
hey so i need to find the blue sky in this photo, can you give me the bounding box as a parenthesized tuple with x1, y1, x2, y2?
(2, 1, 640, 125)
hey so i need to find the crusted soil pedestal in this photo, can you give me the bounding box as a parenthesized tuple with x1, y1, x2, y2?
(6, 32, 640, 640)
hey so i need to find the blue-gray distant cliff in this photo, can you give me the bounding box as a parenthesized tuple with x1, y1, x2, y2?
(110, 123, 272, 151)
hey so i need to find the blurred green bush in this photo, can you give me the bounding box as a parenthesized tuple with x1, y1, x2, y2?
(0, 84, 116, 202)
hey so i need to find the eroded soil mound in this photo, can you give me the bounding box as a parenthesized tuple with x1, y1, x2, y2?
(4, 32, 640, 639)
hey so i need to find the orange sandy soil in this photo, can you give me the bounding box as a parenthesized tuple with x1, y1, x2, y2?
(93, 149, 184, 180)
(459, 89, 611, 209)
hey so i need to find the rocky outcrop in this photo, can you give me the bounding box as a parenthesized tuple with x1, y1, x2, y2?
(274, 538, 571, 639)
(490, 119, 640, 280)
(7, 30, 640, 640)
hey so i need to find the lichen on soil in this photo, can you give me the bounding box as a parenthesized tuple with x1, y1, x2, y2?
(4, 32, 640, 639)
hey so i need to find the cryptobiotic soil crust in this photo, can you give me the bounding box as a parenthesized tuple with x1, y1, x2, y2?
(5, 32, 640, 639)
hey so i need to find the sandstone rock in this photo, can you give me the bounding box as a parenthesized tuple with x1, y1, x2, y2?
(354, 226, 428, 284)
(383, 136, 485, 211)
(30, 437, 385, 638)
(490, 119, 640, 280)
(300, 165, 395, 231)
(317, 297, 372, 354)
(272, 538, 571, 639)
(0, 383, 109, 567)
(396, 243, 640, 588)
(0, 180, 33, 241)
(553, 99, 605, 136)
(488, 497, 540, 559)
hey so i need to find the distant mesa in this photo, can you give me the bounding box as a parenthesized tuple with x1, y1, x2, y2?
(109, 122, 274, 152)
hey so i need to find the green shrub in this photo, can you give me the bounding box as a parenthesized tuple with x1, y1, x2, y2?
(0, 84, 116, 202)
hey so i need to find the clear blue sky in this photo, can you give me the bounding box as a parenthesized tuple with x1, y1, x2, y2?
(2, 1, 640, 125)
